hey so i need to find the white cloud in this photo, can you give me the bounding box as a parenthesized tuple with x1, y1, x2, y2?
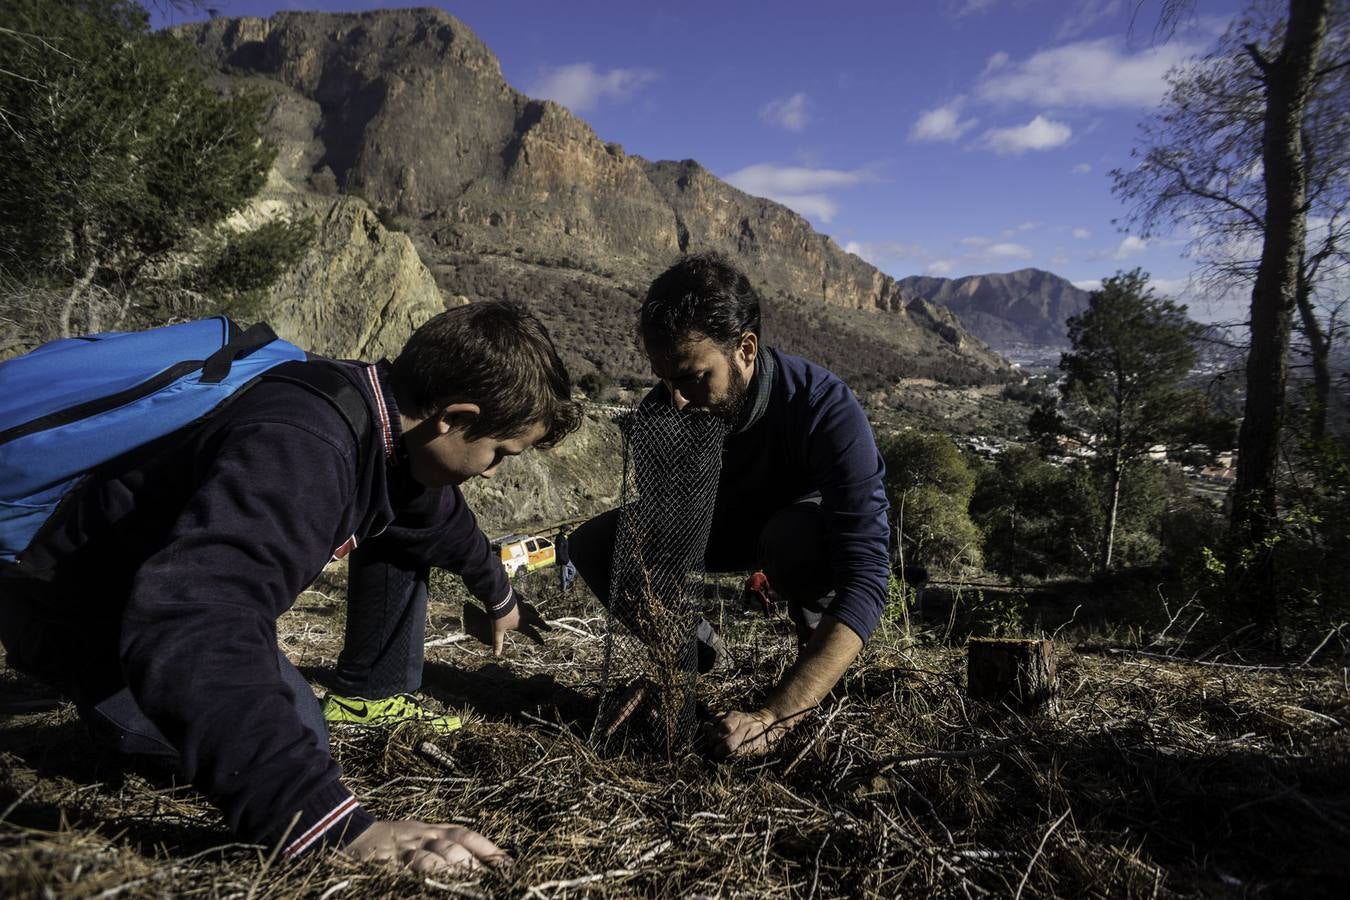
(927, 260, 956, 275)
(983, 51, 1010, 74)
(948, 0, 998, 16)
(761, 92, 810, 131)
(527, 63, 658, 112)
(910, 96, 978, 142)
(1147, 276, 1192, 298)
(960, 236, 991, 247)
(980, 115, 1073, 154)
(1055, 0, 1124, 40)
(1003, 221, 1038, 237)
(724, 163, 876, 224)
(1072, 227, 1092, 239)
(770, 194, 838, 222)
(975, 36, 1206, 109)
(1073, 279, 1102, 291)
(725, 163, 874, 195)
(844, 240, 931, 266)
(1072, 162, 1092, 174)
(1113, 235, 1149, 259)
(988, 242, 1034, 258)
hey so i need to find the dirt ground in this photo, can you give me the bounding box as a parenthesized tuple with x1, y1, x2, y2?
(2, 567, 1348, 898)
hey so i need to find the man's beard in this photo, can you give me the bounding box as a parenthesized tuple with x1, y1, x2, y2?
(707, 361, 750, 424)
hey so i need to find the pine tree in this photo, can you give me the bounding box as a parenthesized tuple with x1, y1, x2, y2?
(1057, 270, 1205, 570)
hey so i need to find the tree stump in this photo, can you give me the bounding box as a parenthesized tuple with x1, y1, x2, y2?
(967, 638, 1057, 712)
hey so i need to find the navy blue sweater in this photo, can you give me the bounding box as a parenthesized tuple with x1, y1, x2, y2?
(18, 359, 511, 854)
(652, 348, 891, 640)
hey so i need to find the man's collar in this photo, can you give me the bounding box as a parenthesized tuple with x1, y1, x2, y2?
(729, 346, 775, 436)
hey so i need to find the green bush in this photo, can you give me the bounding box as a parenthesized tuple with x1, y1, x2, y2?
(970, 448, 1097, 579)
(878, 430, 982, 572)
(1191, 435, 1350, 653)
(189, 218, 316, 317)
(576, 370, 615, 398)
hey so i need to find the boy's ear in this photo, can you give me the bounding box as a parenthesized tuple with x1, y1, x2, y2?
(436, 402, 481, 434)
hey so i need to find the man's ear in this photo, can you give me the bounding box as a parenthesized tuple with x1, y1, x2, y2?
(436, 402, 482, 434)
(737, 332, 758, 367)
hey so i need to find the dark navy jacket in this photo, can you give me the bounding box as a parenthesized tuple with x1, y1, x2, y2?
(11, 359, 510, 854)
(651, 347, 891, 640)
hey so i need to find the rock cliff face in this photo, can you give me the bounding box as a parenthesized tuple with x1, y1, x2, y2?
(898, 269, 1092, 350)
(178, 8, 1007, 380)
(462, 410, 623, 535)
(260, 197, 449, 361)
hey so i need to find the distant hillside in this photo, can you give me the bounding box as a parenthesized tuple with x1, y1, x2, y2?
(898, 268, 1093, 350)
(178, 8, 1010, 389)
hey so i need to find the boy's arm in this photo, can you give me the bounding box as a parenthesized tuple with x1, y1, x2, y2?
(370, 483, 515, 619)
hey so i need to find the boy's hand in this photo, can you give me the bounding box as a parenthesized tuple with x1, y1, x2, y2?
(491, 604, 520, 655)
(463, 596, 551, 656)
(343, 819, 511, 872)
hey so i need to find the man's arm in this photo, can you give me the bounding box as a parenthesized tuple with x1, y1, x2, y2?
(710, 378, 889, 758)
(706, 616, 862, 758)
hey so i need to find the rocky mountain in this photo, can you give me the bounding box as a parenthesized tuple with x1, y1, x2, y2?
(178, 8, 1010, 391)
(898, 269, 1093, 351)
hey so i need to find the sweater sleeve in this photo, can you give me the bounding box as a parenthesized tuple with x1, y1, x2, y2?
(118, 416, 372, 853)
(802, 381, 891, 641)
(358, 481, 514, 619)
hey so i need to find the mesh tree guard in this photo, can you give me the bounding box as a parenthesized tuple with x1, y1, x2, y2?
(593, 402, 727, 757)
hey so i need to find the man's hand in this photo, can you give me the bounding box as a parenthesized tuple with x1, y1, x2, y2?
(702, 708, 789, 759)
(343, 819, 511, 873)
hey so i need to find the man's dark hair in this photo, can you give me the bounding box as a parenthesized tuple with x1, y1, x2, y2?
(640, 252, 763, 352)
(391, 300, 581, 448)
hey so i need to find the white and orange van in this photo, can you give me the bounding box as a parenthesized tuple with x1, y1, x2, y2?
(492, 534, 557, 577)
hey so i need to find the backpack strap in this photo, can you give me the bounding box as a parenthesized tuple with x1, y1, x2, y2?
(261, 360, 377, 478)
(202, 322, 282, 384)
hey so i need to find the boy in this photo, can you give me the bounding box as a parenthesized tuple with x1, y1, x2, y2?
(0, 300, 579, 870)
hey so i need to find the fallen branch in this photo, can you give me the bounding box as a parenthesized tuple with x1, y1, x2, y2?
(1013, 809, 1071, 900)
(525, 869, 636, 896)
(784, 700, 848, 776)
(1105, 647, 1320, 672)
(849, 737, 1017, 780)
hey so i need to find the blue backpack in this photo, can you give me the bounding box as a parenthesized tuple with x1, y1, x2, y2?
(0, 316, 370, 573)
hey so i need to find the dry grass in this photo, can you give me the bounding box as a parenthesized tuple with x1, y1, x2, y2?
(2, 571, 1348, 899)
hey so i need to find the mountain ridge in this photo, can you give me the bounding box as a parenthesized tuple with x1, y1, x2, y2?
(178, 7, 1011, 387)
(897, 268, 1094, 350)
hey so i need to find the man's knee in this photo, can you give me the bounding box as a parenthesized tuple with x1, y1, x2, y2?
(568, 508, 620, 604)
(756, 500, 832, 612)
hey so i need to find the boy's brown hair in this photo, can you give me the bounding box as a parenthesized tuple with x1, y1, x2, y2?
(391, 300, 581, 447)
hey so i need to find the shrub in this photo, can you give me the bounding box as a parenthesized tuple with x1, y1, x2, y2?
(878, 430, 982, 572)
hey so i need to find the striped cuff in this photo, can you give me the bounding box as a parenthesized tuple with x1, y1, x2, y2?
(280, 784, 374, 857)
(487, 585, 518, 620)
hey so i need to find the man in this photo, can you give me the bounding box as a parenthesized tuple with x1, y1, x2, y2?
(569, 253, 890, 758)
(0, 301, 579, 870)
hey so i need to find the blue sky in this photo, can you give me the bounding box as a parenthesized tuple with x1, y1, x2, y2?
(155, 1, 1249, 321)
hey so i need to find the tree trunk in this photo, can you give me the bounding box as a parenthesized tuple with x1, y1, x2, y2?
(1231, 0, 1328, 636)
(60, 255, 98, 339)
(1100, 454, 1123, 571)
(967, 638, 1057, 712)
(1294, 267, 1331, 445)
